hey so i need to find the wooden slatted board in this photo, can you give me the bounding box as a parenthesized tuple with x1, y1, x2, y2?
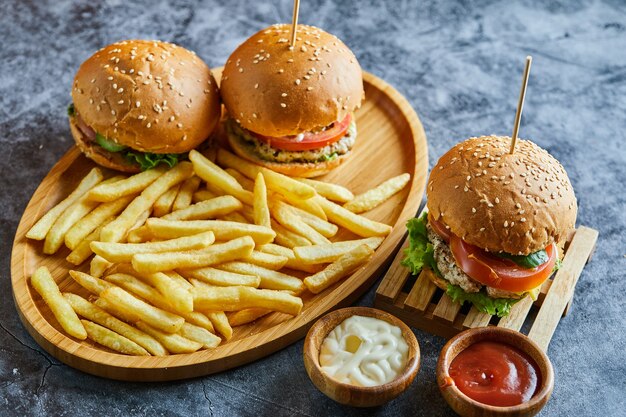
(375, 210, 598, 352)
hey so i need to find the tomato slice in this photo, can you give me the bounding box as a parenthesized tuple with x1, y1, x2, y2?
(449, 236, 557, 292)
(252, 114, 352, 151)
(429, 215, 452, 243)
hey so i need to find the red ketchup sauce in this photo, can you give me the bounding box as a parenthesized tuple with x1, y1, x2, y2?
(449, 341, 540, 407)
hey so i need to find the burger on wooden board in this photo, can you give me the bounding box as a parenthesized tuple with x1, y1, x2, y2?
(220, 24, 364, 178)
(68, 40, 221, 173)
(402, 136, 577, 317)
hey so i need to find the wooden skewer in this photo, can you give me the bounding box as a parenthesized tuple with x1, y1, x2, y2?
(290, 0, 301, 47)
(509, 56, 533, 154)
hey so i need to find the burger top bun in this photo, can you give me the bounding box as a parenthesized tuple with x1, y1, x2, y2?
(220, 24, 364, 137)
(427, 136, 577, 255)
(71, 40, 221, 155)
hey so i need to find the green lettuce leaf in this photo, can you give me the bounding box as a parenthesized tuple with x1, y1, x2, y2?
(446, 284, 520, 318)
(96, 133, 128, 152)
(496, 249, 549, 269)
(67, 103, 75, 117)
(124, 151, 181, 171)
(401, 213, 440, 276)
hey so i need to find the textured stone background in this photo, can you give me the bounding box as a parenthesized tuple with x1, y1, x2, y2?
(1, 1, 625, 416)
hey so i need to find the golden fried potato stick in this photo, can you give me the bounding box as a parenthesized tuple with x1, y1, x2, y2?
(31, 267, 86, 340)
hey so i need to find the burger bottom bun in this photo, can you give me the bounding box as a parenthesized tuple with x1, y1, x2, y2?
(226, 128, 351, 178)
(69, 117, 141, 173)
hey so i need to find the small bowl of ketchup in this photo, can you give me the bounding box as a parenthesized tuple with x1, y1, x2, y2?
(437, 327, 554, 417)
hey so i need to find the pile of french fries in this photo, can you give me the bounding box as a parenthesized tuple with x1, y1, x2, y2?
(26, 147, 410, 356)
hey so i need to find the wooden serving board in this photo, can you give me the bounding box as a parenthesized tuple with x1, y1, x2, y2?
(10, 70, 429, 381)
(375, 208, 598, 352)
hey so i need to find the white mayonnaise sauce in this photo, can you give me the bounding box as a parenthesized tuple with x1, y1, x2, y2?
(319, 315, 409, 387)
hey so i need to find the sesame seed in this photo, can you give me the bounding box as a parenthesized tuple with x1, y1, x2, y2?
(504, 221, 508, 227)
(117, 99, 124, 104)
(520, 218, 526, 222)
(238, 68, 244, 73)
(111, 110, 116, 115)
(480, 227, 485, 232)
(471, 208, 476, 213)
(117, 88, 123, 93)
(281, 93, 288, 97)
(169, 116, 175, 122)
(295, 79, 301, 85)
(177, 123, 183, 128)
(136, 101, 141, 107)
(146, 122, 151, 128)
(108, 76, 114, 81)
(280, 103, 287, 108)
(307, 86, 313, 91)
(252, 113, 257, 118)
(495, 197, 500, 204)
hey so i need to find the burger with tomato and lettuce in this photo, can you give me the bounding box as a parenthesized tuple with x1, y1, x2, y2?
(69, 40, 221, 173)
(403, 136, 577, 317)
(220, 24, 364, 177)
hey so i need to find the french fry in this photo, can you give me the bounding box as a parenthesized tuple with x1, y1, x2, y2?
(43, 176, 123, 254)
(257, 243, 322, 273)
(221, 212, 248, 223)
(314, 196, 392, 237)
(279, 191, 327, 220)
(139, 272, 193, 314)
(219, 262, 305, 294)
(64, 293, 167, 356)
(295, 177, 354, 203)
(303, 244, 374, 294)
(217, 148, 261, 179)
(90, 255, 112, 278)
(27, 168, 104, 240)
(146, 218, 275, 245)
(180, 267, 260, 287)
(244, 250, 288, 270)
(65, 194, 135, 250)
(81, 320, 149, 355)
(271, 220, 311, 248)
(153, 183, 181, 217)
(69, 270, 113, 295)
(128, 208, 151, 233)
(192, 189, 218, 203)
(293, 237, 384, 264)
(104, 273, 214, 332)
(66, 221, 111, 265)
(93, 298, 137, 324)
(172, 175, 202, 211)
(126, 225, 153, 243)
(88, 168, 164, 202)
(205, 311, 233, 340)
(179, 322, 221, 348)
(216, 149, 316, 199)
(282, 203, 338, 238)
(100, 162, 194, 242)
(136, 322, 202, 354)
(162, 196, 242, 221)
(30, 267, 86, 339)
(100, 287, 184, 333)
(271, 200, 330, 245)
(131, 236, 255, 273)
(189, 150, 253, 205)
(242, 250, 287, 271)
(227, 308, 271, 326)
(165, 271, 193, 290)
(253, 173, 271, 229)
(91, 231, 216, 263)
(192, 286, 303, 316)
(225, 168, 254, 191)
(238, 205, 255, 223)
(343, 173, 411, 213)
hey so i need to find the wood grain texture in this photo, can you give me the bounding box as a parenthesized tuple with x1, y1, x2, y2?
(303, 307, 420, 407)
(10, 70, 428, 381)
(375, 208, 598, 350)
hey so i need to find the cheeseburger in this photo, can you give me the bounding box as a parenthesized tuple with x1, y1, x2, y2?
(403, 136, 577, 316)
(220, 24, 364, 177)
(69, 40, 221, 173)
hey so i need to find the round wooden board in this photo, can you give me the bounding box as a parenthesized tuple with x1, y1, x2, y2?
(11, 70, 428, 381)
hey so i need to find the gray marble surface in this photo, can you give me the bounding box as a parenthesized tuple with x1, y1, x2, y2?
(1, 0, 625, 416)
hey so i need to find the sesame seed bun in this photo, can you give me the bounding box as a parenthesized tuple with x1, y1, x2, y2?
(220, 24, 364, 137)
(226, 126, 350, 177)
(70, 40, 221, 167)
(426, 136, 577, 255)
